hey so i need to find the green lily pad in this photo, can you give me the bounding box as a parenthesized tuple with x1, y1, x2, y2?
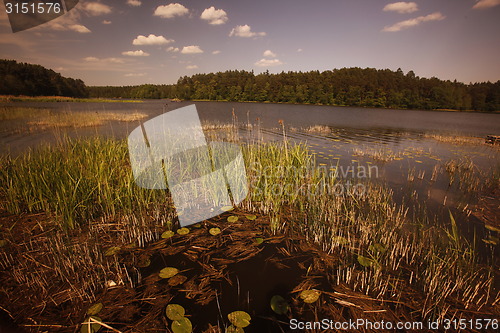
(368, 243, 386, 254)
(177, 228, 190, 235)
(168, 274, 187, 286)
(299, 289, 321, 303)
(245, 215, 257, 221)
(159, 267, 179, 279)
(357, 255, 374, 267)
(228, 311, 251, 328)
(161, 230, 175, 239)
(221, 206, 234, 212)
(104, 246, 120, 257)
(166, 304, 185, 321)
(86, 303, 103, 316)
(0, 239, 7, 248)
(254, 237, 264, 245)
(270, 295, 289, 315)
(225, 325, 244, 333)
(80, 316, 102, 333)
(172, 317, 192, 333)
(209, 227, 221, 236)
(227, 216, 239, 223)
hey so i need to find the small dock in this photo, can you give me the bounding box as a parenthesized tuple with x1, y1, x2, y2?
(485, 135, 500, 144)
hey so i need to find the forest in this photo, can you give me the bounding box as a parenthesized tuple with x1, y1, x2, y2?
(0, 59, 88, 98)
(89, 68, 500, 111)
(1, 59, 499, 111)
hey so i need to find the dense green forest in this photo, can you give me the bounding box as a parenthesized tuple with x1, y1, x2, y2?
(1, 59, 499, 111)
(0, 59, 88, 97)
(89, 68, 500, 111)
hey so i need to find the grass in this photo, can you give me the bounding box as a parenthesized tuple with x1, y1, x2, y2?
(424, 133, 485, 145)
(0, 106, 148, 131)
(352, 146, 401, 162)
(0, 95, 143, 103)
(0, 131, 498, 331)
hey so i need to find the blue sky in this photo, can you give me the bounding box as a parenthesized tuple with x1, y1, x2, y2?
(0, 0, 499, 85)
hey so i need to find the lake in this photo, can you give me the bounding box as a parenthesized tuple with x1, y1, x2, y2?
(1, 100, 499, 238)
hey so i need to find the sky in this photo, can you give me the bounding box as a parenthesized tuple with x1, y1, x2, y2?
(0, 0, 499, 86)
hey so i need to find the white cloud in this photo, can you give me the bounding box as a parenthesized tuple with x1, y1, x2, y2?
(212, 50, 221, 55)
(229, 25, 266, 38)
(82, 2, 112, 16)
(473, 0, 500, 9)
(167, 46, 180, 52)
(68, 24, 91, 33)
(200, 6, 228, 25)
(32, 1, 112, 33)
(255, 58, 283, 67)
(125, 73, 146, 77)
(84, 57, 125, 64)
(383, 2, 419, 14)
(263, 50, 276, 58)
(127, 0, 142, 7)
(181, 45, 204, 54)
(154, 3, 189, 19)
(186, 65, 199, 69)
(122, 50, 150, 57)
(382, 12, 445, 32)
(133, 34, 174, 45)
(102, 20, 112, 25)
(297, 48, 303, 52)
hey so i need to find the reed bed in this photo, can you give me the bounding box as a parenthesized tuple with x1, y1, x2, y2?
(352, 146, 401, 162)
(0, 95, 142, 103)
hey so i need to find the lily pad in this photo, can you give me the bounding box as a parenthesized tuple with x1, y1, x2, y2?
(104, 246, 120, 257)
(245, 215, 257, 221)
(225, 325, 244, 333)
(228, 311, 251, 328)
(209, 227, 221, 236)
(227, 216, 239, 223)
(0, 239, 7, 248)
(299, 289, 321, 303)
(159, 267, 179, 279)
(80, 316, 102, 333)
(221, 206, 234, 212)
(161, 230, 175, 239)
(368, 243, 386, 254)
(254, 237, 264, 245)
(172, 317, 192, 333)
(86, 303, 103, 316)
(177, 228, 190, 235)
(168, 274, 187, 286)
(357, 255, 374, 267)
(270, 295, 289, 315)
(166, 304, 185, 321)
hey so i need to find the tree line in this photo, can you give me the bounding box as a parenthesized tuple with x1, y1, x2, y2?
(0, 59, 88, 98)
(1, 59, 498, 111)
(89, 68, 500, 111)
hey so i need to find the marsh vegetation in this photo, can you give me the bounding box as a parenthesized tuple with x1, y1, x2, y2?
(0, 103, 499, 332)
